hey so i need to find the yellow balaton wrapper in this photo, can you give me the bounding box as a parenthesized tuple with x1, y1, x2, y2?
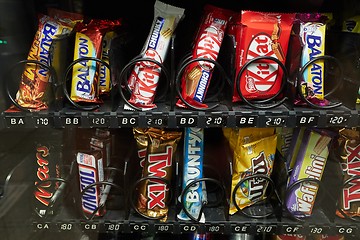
(229, 128, 276, 215)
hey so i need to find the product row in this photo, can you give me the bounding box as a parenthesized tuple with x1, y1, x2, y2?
(0, 127, 359, 236)
(3, 1, 360, 114)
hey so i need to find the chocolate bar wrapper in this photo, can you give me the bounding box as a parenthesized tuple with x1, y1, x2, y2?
(90, 129, 111, 167)
(77, 150, 105, 217)
(286, 128, 333, 218)
(273, 235, 307, 240)
(133, 127, 150, 169)
(232, 11, 295, 102)
(70, 19, 122, 103)
(230, 132, 277, 214)
(276, 127, 294, 159)
(9, 14, 80, 111)
(177, 127, 206, 222)
(33, 130, 63, 217)
(285, 127, 306, 171)
(336, 128, 360, 218)
(176, 4, 233, 109)
(99, 31, 117, 95)
(313, 235, 344, 240)
(125, 0, 185, 110)
(137, 128, 182, 221)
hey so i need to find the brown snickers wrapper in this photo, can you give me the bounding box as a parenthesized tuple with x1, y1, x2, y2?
(336, 128, 360, 218)
(33, 129, 64, 218)
(136, 128, 182, 221)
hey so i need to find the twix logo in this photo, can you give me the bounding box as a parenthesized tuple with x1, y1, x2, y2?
(146, 146, 173, 209)
(245, 34, 278, 93)
(34, 145, 52, 206)
(342, 144, 360, 210)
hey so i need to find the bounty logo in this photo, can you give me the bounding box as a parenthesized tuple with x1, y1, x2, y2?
(245, 33, 278, 92)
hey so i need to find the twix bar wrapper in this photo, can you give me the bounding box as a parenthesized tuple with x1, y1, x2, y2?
(70, 19, 122, 103)
(9, 13, 81, 111)
(286, 128, 334, 218)
(133, 127, 150, 169)
(176, 5, 233, 109)
(230, 128, 276, 215)
(232, 11, 295, 102)
(336, 128, 360, 218)
(125, 0, 185, 110)
(136, 128, 182, 221)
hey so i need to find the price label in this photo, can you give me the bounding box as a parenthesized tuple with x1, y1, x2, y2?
(296, 116, 318, 126)
(5, 116, 26, 127)
(206, 224, 224, 233)
(309, 225, 329, 234)
(327, 114, 350, 126)
(155, 224, 173, 233)
(118, 117, 138, 126)
(147, 116, 168, 127)
(104, 222, 122, 232)
(35, 117, 53, 127)
(236, 116, 257, 127)
(176, 116, 198, 127)
(205, 115, 226, 127)
(61, 117, 81, 126)
(90, 117, 109, 127)
(265, 116, 287, 127)
(58, 222, 74, 231)
(256, 225, 276, 234)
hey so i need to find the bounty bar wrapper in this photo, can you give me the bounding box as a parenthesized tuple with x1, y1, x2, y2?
(177, 127, 206, 222)
(286, 128, 333, 218)
(125, 0, 185, 110)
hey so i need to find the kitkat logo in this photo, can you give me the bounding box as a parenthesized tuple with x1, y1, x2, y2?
(196, 26, 222, 70)
(246, 33, 278, 92)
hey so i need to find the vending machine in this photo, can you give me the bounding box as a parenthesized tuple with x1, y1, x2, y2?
(1, 0, 360, 240)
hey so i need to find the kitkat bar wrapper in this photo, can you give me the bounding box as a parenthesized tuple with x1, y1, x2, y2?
(336, 128, 360, 218)
(136, 128, 182, 221)
(176, 5, 234, 109)
(125, 0, 185, 110)
(9, 13, 81, 111)
(177, 127, 206, 222)
(229, 128, 276, 215)
(232, 11, 295, 102)
(286, 128, 333, 218)
(70, 19, 122, 103)
(77, 150, 105, 217)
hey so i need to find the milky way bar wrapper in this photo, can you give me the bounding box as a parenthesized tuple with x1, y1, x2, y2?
(286, 128, 333, 218)
(77, 150, 105, 217)
(336, 128, 360, 218)
(137, 128, 182, 221)
(33, 130, 63, 217)
(177, 127, 206, 222)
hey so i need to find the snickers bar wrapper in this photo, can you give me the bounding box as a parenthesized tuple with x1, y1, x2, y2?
(336, 128, 360, 218)
(33, 129, 63, 217)
(77, 150, 105, 217)
(286, 128, 333, 218)
(137, 128, 182, 221)
(177, 127, 205, 222)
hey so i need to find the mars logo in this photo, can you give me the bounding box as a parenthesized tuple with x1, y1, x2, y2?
(246, 33, 278, 93)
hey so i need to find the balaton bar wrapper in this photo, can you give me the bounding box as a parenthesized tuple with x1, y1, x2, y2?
(176, 5, 233, 109)
(286, 128, 333, 218)
(9, 12, 82, 111)
(125, 0, 185, 110)
(136, 128, 182, 221)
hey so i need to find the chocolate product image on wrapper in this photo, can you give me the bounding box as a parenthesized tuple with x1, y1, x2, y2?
(285, 128, 334, 218)
(135, 128, 182, 221)
(177, 127, 206, 222)
(124, 0, 185, 111)
(8, 12, 82, 112)
(176, 4, 234, 109)
(335, 128, 360, 219)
